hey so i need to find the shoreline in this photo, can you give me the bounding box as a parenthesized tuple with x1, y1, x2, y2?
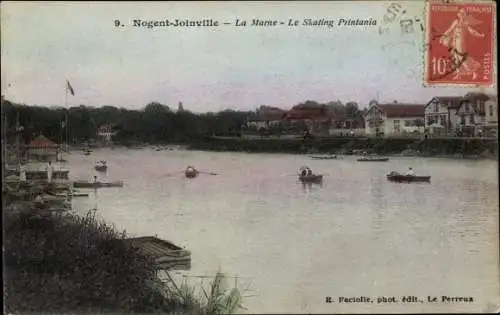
(180, 136, 499, 160)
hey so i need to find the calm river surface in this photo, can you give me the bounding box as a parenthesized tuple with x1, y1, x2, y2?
(66, 148, 499, 313)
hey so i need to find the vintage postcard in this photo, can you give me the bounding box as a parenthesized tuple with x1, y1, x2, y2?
(1, 1, 498, 314)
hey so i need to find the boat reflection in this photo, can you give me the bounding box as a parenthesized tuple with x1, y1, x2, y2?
(301, 181, 323, 191)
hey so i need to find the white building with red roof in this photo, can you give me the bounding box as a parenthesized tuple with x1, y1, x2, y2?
(364, 102, 425, 136)
(25, 134, 59, 162)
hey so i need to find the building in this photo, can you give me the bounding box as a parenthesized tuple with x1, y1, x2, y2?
(243, 106, 287, 136)
(25, 135, 58, 162)
(484, 95, 498, 137)
(326, 102, 365, 136)
(284, 102, 334, 135)
(456, 92, 497, 137)
(424, 96, 463, 135)
(97, 124, 117, 142)
(364, 102, 425, 136)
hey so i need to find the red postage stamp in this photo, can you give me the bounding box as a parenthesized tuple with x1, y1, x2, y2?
(424, 1, 495, 86)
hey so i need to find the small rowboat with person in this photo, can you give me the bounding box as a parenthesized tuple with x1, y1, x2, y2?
(298, 166, 324, 183)
(185, 166, 199, 178)
(94, 160, 108, 172)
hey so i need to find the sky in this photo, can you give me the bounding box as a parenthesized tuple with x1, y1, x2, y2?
(1, 1, 496, 113)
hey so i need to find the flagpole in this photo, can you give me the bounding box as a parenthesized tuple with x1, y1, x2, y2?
(65, 84, 68, 153)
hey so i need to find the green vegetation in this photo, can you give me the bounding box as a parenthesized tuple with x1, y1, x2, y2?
(2, 98, 249, 145)
(3, 209, 245, 314)
(188, 136, 498, 158)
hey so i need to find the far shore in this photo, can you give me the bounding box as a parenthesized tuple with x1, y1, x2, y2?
(61, 135, 498, 160)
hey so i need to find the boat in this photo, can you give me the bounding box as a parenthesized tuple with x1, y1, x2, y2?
(73, 180, 124, 188)
(386, 172, 431, 183)
(185, 167, 198, 178)
(94, 160, 107, 172)
(357, 157, 390, 162)
(123, 236, 191, 270)
(310, 155, 337, 160)
(298, 174, 323, 183)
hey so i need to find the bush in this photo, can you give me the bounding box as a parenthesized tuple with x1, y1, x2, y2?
(3, 209, 245, 314)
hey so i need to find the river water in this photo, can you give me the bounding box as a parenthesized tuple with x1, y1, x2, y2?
(66, 148, 499, 313)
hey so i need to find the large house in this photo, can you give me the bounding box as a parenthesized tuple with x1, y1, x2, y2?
(425, 93, 498, 137)
(25, 134, 58, 162)
(484, 95, 498, 136)
(244, 106, 287, 131)
(326, 102, 365, 136)
(97, 124, 117, 142)
(364, 102, 425, 136)
(284, 102, 334, 135)
(455, 92, 497, 137)
(424, 96, 463, 135)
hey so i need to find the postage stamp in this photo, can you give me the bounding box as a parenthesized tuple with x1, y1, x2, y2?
(424, 0, 495, 86)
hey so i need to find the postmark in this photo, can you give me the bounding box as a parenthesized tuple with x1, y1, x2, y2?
(424, 0, 495, 86)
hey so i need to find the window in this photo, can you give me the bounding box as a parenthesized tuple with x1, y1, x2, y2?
(434, 102, 438, 112)
(404, 120, 411, 127)
(470, 115, 475, 125)
(440, 115, 446, 126)
(465, 103, 470, 112)
(415, 119, 424, 127)
(393, 120, 401, 133)
(490, 105, 493, 116)
(461, 116, 465, 125)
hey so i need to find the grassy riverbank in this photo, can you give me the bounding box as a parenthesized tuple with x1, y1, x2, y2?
(3, 209, 243, 314)
(186, 136, 498, 158)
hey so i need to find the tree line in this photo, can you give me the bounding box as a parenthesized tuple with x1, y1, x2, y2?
(1, 97, 367, 145)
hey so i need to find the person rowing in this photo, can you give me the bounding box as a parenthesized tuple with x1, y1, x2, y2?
(300, 166, 313, 176)
(185, 166, 199, 178)
(405, 167, 416, 176)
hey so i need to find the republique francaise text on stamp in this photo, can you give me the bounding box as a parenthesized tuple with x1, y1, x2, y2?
(424, 0, 495, 86)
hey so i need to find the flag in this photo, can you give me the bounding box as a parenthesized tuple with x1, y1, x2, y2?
(66, 80, 75, 96)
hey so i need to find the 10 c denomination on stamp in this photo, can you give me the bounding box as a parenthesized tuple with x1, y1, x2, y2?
(424, 0, 495, 86)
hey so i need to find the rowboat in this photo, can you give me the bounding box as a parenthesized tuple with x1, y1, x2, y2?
(298, 174, 323, 183)
(357, 157, 390, 162)
(310, 155, 337, 160)
(73, 180, 124, 188)
(94, 160, 107, 172)
(386, 172, 431, 183)
(124, 236, 191, 270)
(185, 170, 198, 178)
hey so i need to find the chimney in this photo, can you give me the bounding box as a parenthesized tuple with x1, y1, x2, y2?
(178, 101, 184, 112)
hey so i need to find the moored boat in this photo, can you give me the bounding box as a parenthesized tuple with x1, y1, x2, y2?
(73, 180, 124, 188)
(310, 155, 337, 160)
(357, 157, 390, 162)
(386, 172, 431, 183)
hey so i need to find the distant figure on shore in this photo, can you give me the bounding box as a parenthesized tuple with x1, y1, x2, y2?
(405, 167, 416, 176)
(93, 175, 98, 183)
(45, 161, 54, 183)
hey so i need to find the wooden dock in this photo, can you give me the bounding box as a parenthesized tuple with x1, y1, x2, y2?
(124, 236, 191, 271)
